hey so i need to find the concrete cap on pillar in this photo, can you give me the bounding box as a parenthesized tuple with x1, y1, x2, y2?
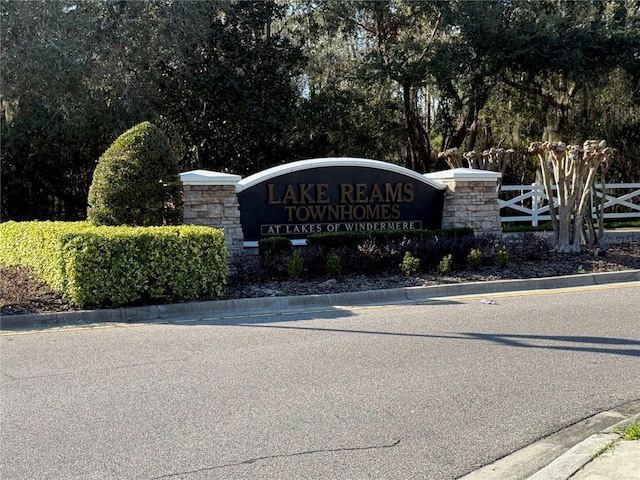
(425, 168, 502, 182)
(179, 170, 242, 186)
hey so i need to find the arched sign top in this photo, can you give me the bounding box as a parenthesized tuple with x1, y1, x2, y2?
(236, 157, 445, 192)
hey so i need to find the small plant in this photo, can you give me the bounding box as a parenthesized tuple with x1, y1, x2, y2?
(592, 441, 613, 460)
(437, 254, 453, 274)
(258, 236, 292, 262)
(285, 251, 304, 280)
(466, 248, 483, 270)
(620, 422, 640, 441)
(326, 253, 342, 279)
(494, 244, 510, 267)
(577, 265, 587, 274)
(400, 251, 420, 277)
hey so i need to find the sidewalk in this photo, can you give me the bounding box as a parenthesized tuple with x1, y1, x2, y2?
(460, 400, 640, 479)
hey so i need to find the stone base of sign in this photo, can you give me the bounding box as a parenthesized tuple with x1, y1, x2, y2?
(180, 166, 503, 271)
(425, 168, 502, 238)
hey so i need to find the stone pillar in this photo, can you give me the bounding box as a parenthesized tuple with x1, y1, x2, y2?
(179, 170, 243, 261)
(425, 168, 502, 237)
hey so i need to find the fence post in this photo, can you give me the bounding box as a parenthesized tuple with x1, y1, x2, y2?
(532, 183, 539, 227)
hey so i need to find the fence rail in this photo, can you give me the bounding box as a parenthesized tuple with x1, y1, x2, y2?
(498, 183, 640, 225)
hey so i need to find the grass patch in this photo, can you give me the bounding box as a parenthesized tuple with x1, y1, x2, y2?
(620, 422, 640, 441)
(592, 441, 613, 459)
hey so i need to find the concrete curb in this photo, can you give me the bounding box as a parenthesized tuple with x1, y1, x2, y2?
(2, 269, 639, 330)
(527, 413, 640, 480)
(459, 399, 640, 480)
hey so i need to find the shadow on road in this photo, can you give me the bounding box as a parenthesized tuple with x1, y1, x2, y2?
(223, 323, 640, 357)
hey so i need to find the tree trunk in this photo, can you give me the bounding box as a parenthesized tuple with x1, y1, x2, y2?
(403, 81, 430, 172)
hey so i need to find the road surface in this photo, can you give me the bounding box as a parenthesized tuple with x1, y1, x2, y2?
(2, 283, 639, 479)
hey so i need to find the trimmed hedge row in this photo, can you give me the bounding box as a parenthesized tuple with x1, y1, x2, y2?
(0, 221, 227, 308)
(305, 227, 474, 249)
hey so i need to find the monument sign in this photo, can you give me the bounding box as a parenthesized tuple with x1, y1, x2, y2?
(236, 158, 445, 242)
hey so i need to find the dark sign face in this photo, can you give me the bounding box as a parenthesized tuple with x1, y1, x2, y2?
(237, 160, 444, 242)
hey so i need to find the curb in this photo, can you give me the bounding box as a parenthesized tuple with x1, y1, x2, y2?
(459, 399, 640, 480)
(1, 269, 639, 330)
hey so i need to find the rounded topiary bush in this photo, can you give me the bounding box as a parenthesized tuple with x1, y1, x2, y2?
(87, 121, 183, 226)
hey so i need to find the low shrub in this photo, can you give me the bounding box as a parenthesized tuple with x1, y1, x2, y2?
(306, 227, 473, 250)
(437, 254, 453, 274)
(285, 251, 304, 280)
(258, 236, 292, 277)
(326, 253, 342, 279)
(0, 221, 227, 308)
(466, 248, 483, 270)
(306, 227, 475, 275)
(494, 244, 510, 267)
(400, 251, 420, 276)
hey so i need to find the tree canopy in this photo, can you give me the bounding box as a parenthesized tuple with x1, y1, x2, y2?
(2, 0, 639, 220)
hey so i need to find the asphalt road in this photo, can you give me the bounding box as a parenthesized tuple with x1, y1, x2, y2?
(2, 284, 639, 479)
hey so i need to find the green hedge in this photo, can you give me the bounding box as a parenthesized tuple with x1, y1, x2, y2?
(0, 221, 227, 308)
(306, 227, 474, 249)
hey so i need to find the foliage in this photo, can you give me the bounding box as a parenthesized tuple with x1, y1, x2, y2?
(437, 254, 453, 275)
(325, 253, 342, 279)
(494, 244, 510, 268)
(285, 251, 304, 280)
(466, 248, 483, 270)
(0, 221, 227, 308)
(306, 228, 474, 250)
(400, 251, 420, 276)
(258, 236, 292, 276)
(620, 422, 640, 441)
(2, 0, 639, 222)
(87, 122, 182, 226)
(259, 236, 292, 261)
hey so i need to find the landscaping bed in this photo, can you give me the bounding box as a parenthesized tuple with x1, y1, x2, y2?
(2, 234, 639, 316)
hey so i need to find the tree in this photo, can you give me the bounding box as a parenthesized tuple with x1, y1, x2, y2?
(160, 0, 305, 175)
(87, 122, 182, 226)
(498, 1, 640, 143)
(528, 140, 616, 253)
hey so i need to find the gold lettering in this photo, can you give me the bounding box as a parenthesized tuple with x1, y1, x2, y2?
(340, 184, 354, 203)
(281, 185, 297, 204)
(355, 183, 367, 203)
(385, 183, 403, 202)
(298, 184, 315, 203)
(267, 184, 281, 204)
(403, 183, 414, 202)
(317, 184, 329, 203)
(369, 183, 384, 203)
(284, 206, 295, 221)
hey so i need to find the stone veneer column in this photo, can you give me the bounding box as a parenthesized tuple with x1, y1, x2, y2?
(179, 170, 243, 261)
(425, 168, 502, 237)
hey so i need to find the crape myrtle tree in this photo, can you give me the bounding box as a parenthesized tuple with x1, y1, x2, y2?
(528, 140, 616, 253)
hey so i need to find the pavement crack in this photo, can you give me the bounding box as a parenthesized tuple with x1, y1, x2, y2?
(150, 439, 401, 479)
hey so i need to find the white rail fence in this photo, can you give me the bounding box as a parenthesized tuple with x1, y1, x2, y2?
(498, 183, 640, 226)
